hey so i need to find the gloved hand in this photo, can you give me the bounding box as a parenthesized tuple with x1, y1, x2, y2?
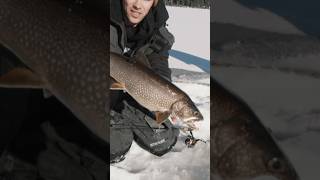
(118, 99, 180, 157)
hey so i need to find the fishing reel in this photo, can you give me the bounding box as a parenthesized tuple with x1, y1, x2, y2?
(184, 131, 207, 148)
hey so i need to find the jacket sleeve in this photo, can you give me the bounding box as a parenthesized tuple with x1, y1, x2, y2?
(146, 26, 175, 82)
(147, 52, 172, 82)
(110, 23, 124, 55)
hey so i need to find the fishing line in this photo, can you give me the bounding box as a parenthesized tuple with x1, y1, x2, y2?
(183, 131, 208, 148)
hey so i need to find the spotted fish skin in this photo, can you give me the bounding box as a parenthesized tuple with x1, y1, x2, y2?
(110, 53, 182, 112)
(110, 53, 203, 127)
(210, 78, 299, 180)
(0, 0, 108, 142)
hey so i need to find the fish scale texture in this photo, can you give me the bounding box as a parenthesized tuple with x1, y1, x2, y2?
(0, 0, 109, 142)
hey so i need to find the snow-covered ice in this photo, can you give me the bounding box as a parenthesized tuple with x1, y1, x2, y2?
(166, 6, 210, 72)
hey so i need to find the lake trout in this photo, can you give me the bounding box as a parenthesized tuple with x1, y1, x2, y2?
(110, 52, 203, 131)
(0, 0, 108, 142)
(211, 78, 299, 180)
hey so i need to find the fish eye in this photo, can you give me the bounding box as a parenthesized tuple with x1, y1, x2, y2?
(193, 111, 199, 116)
(267, 158, 284, 172)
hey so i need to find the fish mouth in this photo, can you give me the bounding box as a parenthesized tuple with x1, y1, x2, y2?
(170, 115, 201, 131)
(183, 116, 203, 122)
(184, 122, 198, 131)
(183, 117, 203, 131)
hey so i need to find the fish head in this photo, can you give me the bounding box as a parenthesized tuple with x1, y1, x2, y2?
(263, 157, 300, 180)
(170, 98, 203, 130)
(251, 155, 299, 180)
(215, 124, 300, 180)
(249, 130, 300, 180)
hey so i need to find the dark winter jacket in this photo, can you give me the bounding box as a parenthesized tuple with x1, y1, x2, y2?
(110, 0, 174, 81)
(109, 1, 179, 162)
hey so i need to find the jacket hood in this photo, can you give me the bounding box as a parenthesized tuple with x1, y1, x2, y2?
(110, 0, 169, 29)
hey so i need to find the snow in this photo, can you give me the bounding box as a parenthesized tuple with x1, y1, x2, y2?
(166, 7, 210, 73)
(110, 6, 210, 180)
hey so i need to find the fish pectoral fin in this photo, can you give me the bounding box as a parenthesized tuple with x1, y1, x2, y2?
(0, 67, 45, 89)
(110, 77, 126, 90)
(110, 82, 126, 90)
(155, 111, 170, 124)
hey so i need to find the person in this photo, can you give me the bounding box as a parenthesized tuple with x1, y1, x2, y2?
(110, 0, 179, 162)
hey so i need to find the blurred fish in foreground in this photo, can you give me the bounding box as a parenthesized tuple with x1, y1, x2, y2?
(212, 33, 320, 79)
(0, 0, 108, 142)
(211, 78, 299, 180)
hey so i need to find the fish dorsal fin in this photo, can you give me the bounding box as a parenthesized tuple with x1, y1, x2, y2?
(155, 111, 170, 124)
(0, 67, 45, 89)
(110, 77, 126, 90)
